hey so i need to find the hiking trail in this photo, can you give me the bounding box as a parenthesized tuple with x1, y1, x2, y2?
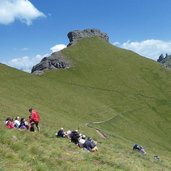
(85, 107, 144, 140)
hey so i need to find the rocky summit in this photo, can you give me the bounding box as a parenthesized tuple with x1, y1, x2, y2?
(67, 29, 109, 46)
(31, 29, 109, 74)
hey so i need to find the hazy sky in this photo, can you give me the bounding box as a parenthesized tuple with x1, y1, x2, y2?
(1, 0, 171, 72)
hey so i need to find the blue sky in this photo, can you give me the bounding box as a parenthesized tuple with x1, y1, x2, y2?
(1, 0, 171, 72)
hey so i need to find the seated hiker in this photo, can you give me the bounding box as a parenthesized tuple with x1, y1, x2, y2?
(25, 120, 29, 130)
(65, 130, 72, 139)
(56, 128, 65, 137)
(6, 117, 15, 129)
(70, 130, 80, 144)
(4, 117, 10, 124)
(14, 116, 20, 128)
(19, 118, 28, 130)
(4, 117, 10, 125)
(83, 137, 98, 152)
(78, 134, 86, 148)
(133, 144, 141, 151)
(133, 144, 146, 154)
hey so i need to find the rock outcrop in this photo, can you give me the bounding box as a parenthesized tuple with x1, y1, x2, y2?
(31, 51, 70, 74)
(31, 29, 109, 74)
(67, 29, 109, 46)
(157, 53, 171, 68)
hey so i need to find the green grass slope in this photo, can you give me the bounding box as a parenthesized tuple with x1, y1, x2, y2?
(1, 37, 171, 170)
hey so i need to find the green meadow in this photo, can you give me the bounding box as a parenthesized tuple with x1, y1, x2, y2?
(0, 37, 171, 170)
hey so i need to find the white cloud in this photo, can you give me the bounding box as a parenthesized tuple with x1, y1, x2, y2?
(114, 39, 171, 60)
(2, 43, 67, 73)
(50, 44, 66, 53)
(0, 0, 45, 25)
(3, 54, 47, 73)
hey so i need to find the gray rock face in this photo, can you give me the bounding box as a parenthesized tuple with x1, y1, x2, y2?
(31, 51, 71, 74)
(67, 29, 109, 46)
(157, 53, 171, 68)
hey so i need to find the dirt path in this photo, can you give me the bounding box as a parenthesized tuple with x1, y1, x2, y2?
(96, 129, 107, 139)
(85, 107, 143, 139)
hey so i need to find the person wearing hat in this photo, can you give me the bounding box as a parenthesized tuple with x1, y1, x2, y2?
(56, 128, 65, 137)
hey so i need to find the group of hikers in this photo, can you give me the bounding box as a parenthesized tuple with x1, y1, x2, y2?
(4, 108, 98, 152)
(4, 108, 152, 156)
(56, 128, 98, 152)
(4, 108, 40, 132)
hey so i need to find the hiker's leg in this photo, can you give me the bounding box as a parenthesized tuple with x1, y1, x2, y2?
(35, 122, 40, 131)
(30, 123, 35, 132)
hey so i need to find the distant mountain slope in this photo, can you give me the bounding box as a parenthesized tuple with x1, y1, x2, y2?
(0, 37, 171, 170)
(157, 53, 171, 68)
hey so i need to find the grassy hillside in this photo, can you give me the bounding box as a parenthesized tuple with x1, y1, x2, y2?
(1, 37, 171, 170)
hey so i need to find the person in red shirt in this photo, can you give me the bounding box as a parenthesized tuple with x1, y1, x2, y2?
(29, 108, 40, 132)
(6, 118, 15, 129)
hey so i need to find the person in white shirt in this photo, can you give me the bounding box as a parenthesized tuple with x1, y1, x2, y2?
(78, 135, 86, 148)
(14, 116, 20, 128)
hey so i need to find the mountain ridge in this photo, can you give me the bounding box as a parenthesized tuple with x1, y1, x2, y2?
(31, 29, 109, 74)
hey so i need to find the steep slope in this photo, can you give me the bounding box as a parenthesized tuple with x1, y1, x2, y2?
(58, 37, 171, 155)
(1, 37, 171, 170)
